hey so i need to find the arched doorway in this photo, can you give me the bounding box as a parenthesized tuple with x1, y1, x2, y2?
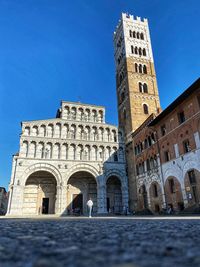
(149, 182, 163, 213)
(138, 185, 148, 211)
(164, 176, 184, 211)
(23, 171, 57, 215)
(184, 169, 200, 206)
(67, 171, 97, 215)
(106, 176, 122, 214)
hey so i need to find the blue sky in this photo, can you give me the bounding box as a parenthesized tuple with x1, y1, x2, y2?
(0, 0, 200, 189)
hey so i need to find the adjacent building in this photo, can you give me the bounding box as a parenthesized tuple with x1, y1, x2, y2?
(0, 187, 8, 215)
(114, 13, 200, 213)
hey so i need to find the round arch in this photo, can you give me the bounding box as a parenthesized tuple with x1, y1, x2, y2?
(65, 163, 99, 185)
(184, 168, 200, 207)
(23, 170, 57, 215)
(104, 169, 127, 187)
(22, 163, 62, 186)
(163, 167, 182, 185)
(149, 181, 163, 213)
(182, 160, 200, 179)
(164, 176, 184, 212)
(66, 170, 97, 215)
(106, 175, 123, 214)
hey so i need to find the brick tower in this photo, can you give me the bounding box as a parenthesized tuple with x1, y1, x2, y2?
(114, 13, 161, 141)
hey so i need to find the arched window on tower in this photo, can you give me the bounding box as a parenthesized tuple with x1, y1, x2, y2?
(137, 32, 140, 39)
(143, 48, 146, 56)
(143, 104, 149, 114)
(135, 63, 138, 73)
(139, 82, 143, 93)
(143, 65, 147, 74)
(133, 31, 136, 38)
(139, 48, 142, 56)
(131, 45, 134, 54)
(140, 32, 144, 40)
(143, 83, 148, 93)
(135, 47, 138, 54)
(129, 30, 132, 37)
(139, 64, 143, 73)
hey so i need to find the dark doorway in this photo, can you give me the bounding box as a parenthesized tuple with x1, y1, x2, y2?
(42, 198, 49, 214)
(155, 204, 160, 213)
(72, 194, 83, 213)
(107, 197, 110, 212)
(142, 185, 148, 209)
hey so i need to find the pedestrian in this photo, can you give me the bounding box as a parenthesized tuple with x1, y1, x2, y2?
(167, 204, 172, 215)
(87, 198, 93, 218)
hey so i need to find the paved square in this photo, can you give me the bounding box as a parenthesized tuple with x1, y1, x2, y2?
(0, 217, 200, 267)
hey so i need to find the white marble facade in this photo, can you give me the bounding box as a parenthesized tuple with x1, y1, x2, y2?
(7, 101, 129, 216)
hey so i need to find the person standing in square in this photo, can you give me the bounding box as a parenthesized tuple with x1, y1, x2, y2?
(87, 198, 93, 218)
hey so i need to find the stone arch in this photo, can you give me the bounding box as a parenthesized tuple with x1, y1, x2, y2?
(105, 146, 111, 161)
(104, 170, 129, 211)
(21, 140, 29, 157)
(66, 170, 97, 215)
(71, 107, 77, 119)
(163, 167, 182, 185)
(99, 110, 103, 123)
(149, 181, 163, 213)
(23, 170, 57, 215)
(85, 108, 90, 121)
(39, 125, 46, 137)
(99, 127, 104, 141)
(24, 126, 30, 136)
(55, 123, 61, 138)
(46, 142, 53, 159)
(65, 164, 99, 185)
(47, 124, 54, 138)
(22, 163, 62, 187)
(61, 143, 68, 160)
(29, 141, 36, 158)
(182, 160, 200, 179)
(104, 169, 126, 187)
(164, 176, 184, 212)
(91, 145, 98, 161)
(106, 175, 123, 214)
(84, 145, 90, 160)
(32, 126, 38, 136)
(62, 123, 69, 138)
(184, 168, 200, 207)
(92, 109, 97, 122)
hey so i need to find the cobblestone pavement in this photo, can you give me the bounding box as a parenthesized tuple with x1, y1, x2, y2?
(0, 216, 200, 267)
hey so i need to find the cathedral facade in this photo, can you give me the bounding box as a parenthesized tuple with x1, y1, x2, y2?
(7, 101, 128, 215)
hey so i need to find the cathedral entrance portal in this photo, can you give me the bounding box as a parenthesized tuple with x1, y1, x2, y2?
(67, 171, 97, 215)
(106, 176, 122, 214)
(42, 198, 49, 214)
(23, 171, 57, 215)
(72, 194, 83, 211)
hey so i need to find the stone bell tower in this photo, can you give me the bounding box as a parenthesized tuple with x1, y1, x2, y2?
(114, 13, 161, 141)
